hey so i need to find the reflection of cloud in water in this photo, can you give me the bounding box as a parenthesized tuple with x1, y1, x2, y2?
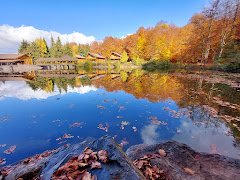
(0, 81, 97, 100)
(141, 124, 159, 145)
(172, 117, 240, 159)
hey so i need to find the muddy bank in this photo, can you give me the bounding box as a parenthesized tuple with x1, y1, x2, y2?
(1, 137, 240, 180)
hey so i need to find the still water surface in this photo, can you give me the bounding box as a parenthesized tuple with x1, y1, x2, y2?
(0, 70, 240, 165)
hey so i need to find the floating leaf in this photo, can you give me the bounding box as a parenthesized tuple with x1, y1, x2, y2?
(118, 106, 126, 112)
(120, 121, 129, 129)
(97, 105, 105, 110)
(132, 126, 137, 132)
(149, 116, 167, 126)
(4, 145, 16, 154)
(70, 122, 83, 128)
(97, 123, 109, 132)
(63, 133, 74, 139)
(116, 116, 123, 119)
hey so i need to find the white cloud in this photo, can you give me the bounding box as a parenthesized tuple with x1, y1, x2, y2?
(0, 25, 96, 53)
(120, 34, 132, 39)
(0, 81, 97, 100)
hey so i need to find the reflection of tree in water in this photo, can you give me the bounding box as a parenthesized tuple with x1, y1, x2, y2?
(177, 75, 240, 139)
(26, 70, 240, 139)
(27, 77, 54, 92)
(27, 77, 76, 93)
(187, 105, 222, 129)
(92, 72, 184, 103)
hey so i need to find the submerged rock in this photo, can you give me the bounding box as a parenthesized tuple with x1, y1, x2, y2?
(1, 138, 240, 180)
(126, 141, 240, 180)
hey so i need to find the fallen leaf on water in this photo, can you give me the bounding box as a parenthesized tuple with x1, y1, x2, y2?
(149, 116, 167, 126)
(184, 167, 195, 175)
(97, 123, 109, 132)
(56, 137, 62, 141)
(4, 145, 16, 154)
(97, 105, 105, 110)
(118, 106, 126, 112)
(116, 116, 123, 119)
(69, 122, 83, 128)
(120, 121, 129, 130)
(56, 133, 74, 141)
(103, 99, 110, 103)
(0, 158, 6, 165)
(63, 133, 74, 139)
(176, 129, 181, 134)
(132, 126, 137, 132)
(158, 149, 166, 157)
(52, 119, 61, 123)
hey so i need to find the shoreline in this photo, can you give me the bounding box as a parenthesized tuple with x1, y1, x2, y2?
(1, 137, 240, 179)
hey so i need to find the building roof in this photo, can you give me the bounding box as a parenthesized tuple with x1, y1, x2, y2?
(0, 54, 27, 60)
(111, 52, 121, 57)
(35, 55, 78, 62)
(75, 55, 86, 59)
(87, 52, 105, 59)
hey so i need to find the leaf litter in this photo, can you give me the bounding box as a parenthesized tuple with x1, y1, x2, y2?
(52, 147, 108, 180)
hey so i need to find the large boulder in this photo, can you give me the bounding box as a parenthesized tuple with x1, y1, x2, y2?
(126, 141, 240, 180)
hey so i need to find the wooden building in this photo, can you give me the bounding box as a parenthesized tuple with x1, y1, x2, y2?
(75, 54, 86, 63)
(0, 54, 32, 65)
(86, 52, 106, 64)
(110, 52, 122, 60)
(35, 55, 77, 70)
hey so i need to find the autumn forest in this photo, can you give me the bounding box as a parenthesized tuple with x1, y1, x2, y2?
(18, 0, 240, 72)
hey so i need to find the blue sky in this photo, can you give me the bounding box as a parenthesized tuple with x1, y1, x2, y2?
(0, 0, 207, 39)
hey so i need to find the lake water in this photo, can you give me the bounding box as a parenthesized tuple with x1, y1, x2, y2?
(0, 69, 240, 166)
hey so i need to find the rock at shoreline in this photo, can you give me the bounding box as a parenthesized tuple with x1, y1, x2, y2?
(126, 141, 240, 180)
(0, 137, 143, 180)
(1, 138, 240, 180)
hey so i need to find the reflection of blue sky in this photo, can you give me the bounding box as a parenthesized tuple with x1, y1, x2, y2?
(0, 81, 239, 166)
(140, 99, 181, 144)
